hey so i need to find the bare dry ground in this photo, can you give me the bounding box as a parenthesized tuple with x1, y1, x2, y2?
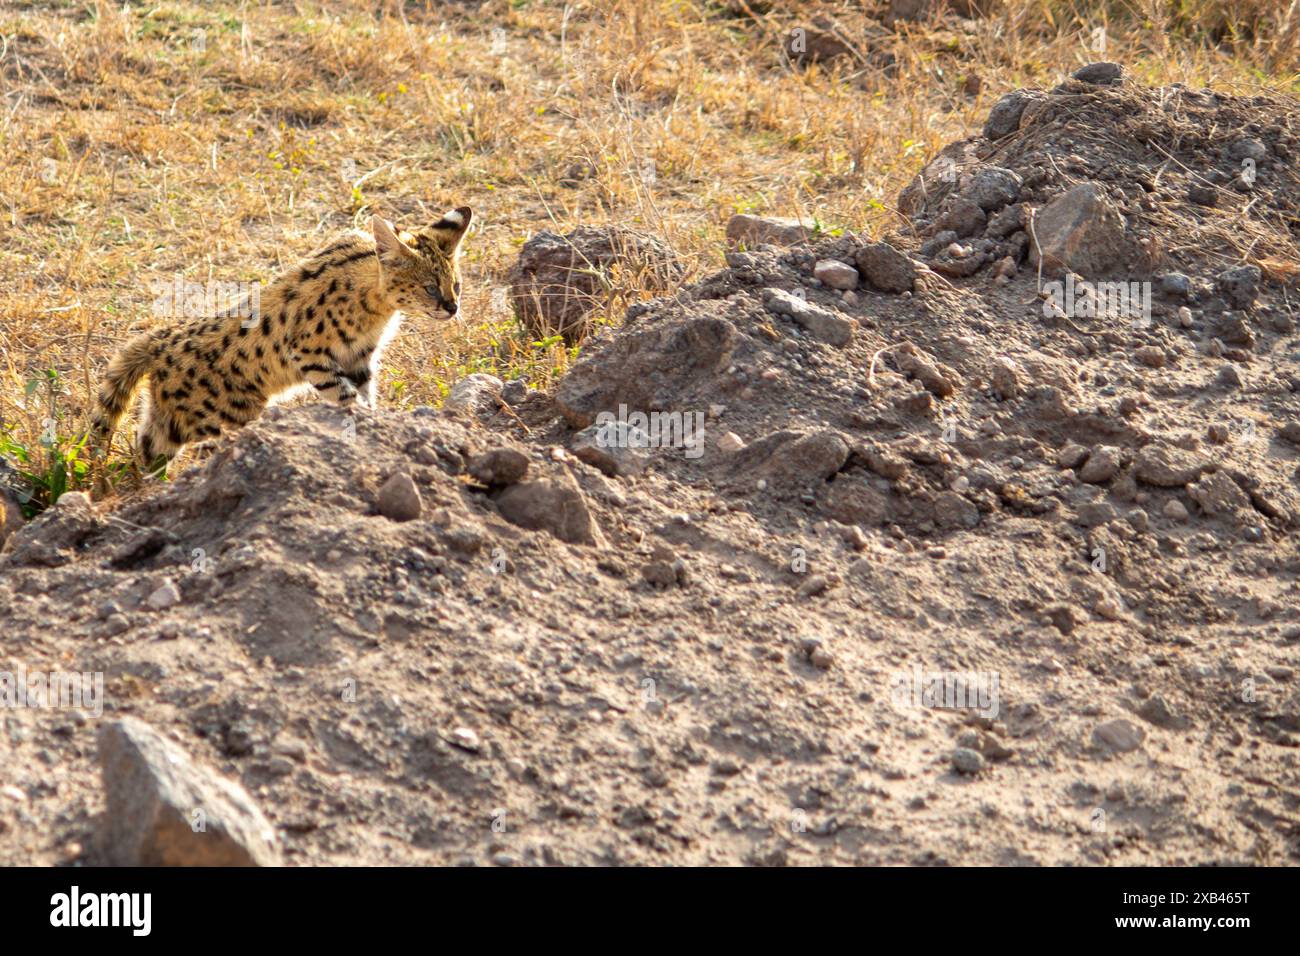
(2, 2, 1300, 866)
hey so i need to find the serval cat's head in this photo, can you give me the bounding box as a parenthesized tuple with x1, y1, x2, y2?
(371, 208, 472, 320)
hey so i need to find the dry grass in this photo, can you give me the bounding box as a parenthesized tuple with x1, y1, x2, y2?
(0, 0, 1296, 505)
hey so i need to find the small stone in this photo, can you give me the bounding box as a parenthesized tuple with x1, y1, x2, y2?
(1160, 273, 1191, 298)
(1092, 719, 1144, 754)
(762, 288, 854, 346)
(1071, 61, 1123, 85)
(855, 242, 917, 294)
(1058, 444, 1090, 470)
(1044, 604, 1078, 635)
(450, 727, 481, 752)
(717, 432, 745, 453)
(952, 748, 986, 775)
(1227, 138, 1268, 163)
(1178, 306, 1194, 327)
(501, 380, 529, 405)
(1277, 421, 1300, 446)
(468, 448, 530, 487)
(726, 214, 813, 247)
(1095, 596, 1124, 621)
(1216, 364, 1243, 389)
(934, 196, 986, 238)
(1135, 346, 1165, 368)
(989, 357, 1021, 399)
(377, 472, 423, 522)
(146, 580, 181, 611)
(1133, 444, 1208, 487)
(796, 575, 831, 600)
(813, 259, 860, 290)
(1078, 446, 1120, 484)
(809, 646, 834, 670)
(1162, 499, 1189, 522)
(1029, 183, 1126, 278)
(983, 90, 1033, 140)
(964, 166, 1022, 211)
(1188, 470, 1251, 518)
(443, 373, 503, 415)
(496, 473, 603, 546)
(1137, 695, 1188, 730)
(1216, 265, 1261, 310)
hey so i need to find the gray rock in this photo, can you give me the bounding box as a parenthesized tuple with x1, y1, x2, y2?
(1188, 470, 1250, 519)
(501, 379, 529, 405)
(933, 491, 979, 529)
(855, 242, 917, 293)
(495, 472, 604, 546)
(1137, 695, 1189, 730)
(1216, 265, 1261, 310)
(0, 465, 25, 553)
(1216, 364, 1243, 389)
(984, 91, 1033, 140)
(468, 448, 530, 487)
(1030, 183, 1126, 278)
(989, 357, 1020, 400)
(920, 231, 959, 258)
(1160, 272, 1191, 298)
(444, 373, 503, 416)
(1227, 138, 1268, 163)
(812, 258, 859, 290)
(509, 226, 681, 344)
(146, 580, 182, 611)
(952, 748, 986, 775)
(1076, 444, 1118, 481)
(1133, 444, 1209, 487)
(1092, 718, 1144, 754)
(97, 717, 281, 866)
(1076, 501, 1118, 527)
(964, 166, 1022, 211)
(378, 472, 423, 522)
(762, 288, 854, 347)
(725, 214, 814, 247)
(729, 429, 849, 495)
(934, 196, 987, 238)
(1071, 62, 1123, 85)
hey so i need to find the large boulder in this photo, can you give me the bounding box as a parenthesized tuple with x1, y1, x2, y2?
(508, 226, 682, 345)
(1029, 183, 1127, 278)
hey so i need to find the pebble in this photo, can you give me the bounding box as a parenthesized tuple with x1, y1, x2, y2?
(146, 580, 181, 611)
(377, 472, 423, 522)
(952, 748, 986, 775)
(1092, 719, 1145, 754)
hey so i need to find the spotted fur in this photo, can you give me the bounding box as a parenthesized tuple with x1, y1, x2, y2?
(93, 209, 472, 468)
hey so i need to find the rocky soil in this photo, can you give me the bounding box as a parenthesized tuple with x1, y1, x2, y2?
(2, 67, 1299, 866)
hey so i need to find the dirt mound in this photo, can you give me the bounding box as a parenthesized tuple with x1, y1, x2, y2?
(900, 66, 1299, 288)
(4, 70, 1300, 866)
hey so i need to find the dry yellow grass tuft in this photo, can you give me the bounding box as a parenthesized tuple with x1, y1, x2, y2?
(0, 0, 1296, 505)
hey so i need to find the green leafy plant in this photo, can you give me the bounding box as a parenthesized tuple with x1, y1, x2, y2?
(0, 370, 91, 516)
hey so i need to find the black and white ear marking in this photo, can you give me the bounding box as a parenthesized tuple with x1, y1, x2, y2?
(424, 206, 473, 253)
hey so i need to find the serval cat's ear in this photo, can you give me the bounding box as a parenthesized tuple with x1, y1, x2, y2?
(420, 207, 473, 255)
(370, 216, 413, 263)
